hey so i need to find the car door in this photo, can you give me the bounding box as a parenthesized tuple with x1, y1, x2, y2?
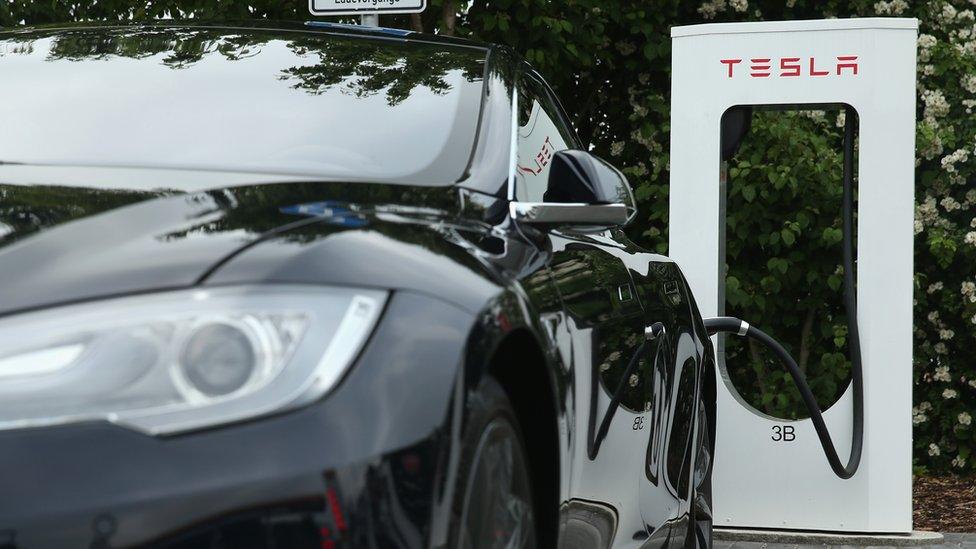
(560, 227, 702, 549)
(513, 67, 655, 546)
(613, 237, 707, 548)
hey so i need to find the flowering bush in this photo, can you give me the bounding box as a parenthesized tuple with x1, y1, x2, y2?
(3, 0, 975, 473)
(899, 0, 976, 474)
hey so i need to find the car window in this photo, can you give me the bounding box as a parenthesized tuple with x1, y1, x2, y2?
(514, 70, 579, 202)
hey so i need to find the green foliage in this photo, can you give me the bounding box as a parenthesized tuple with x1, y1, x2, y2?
(723, 109, 854, 420)
(3, 0, 976, 472)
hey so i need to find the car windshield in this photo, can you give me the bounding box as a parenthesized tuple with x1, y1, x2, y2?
(0, 27, 486, 184)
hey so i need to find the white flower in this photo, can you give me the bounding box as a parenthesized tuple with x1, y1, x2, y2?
(969, 379, 976, 389)
(697, 0, 726, 19)
(941, 329, 956, 340)
(920, 401, 934, 412)
(941, 3, 959, 24)
(628, 373, 639, 387)
(941, 148, 969, 173)
(729, 0, 748, 12)
(610, 141, 625, 157)
(953, 455, 967, 468)
(923, 89, 951, 121)
(965, 282, 976, 297)
(944, 388, 958, 399)
(929, 281, 945, 293)
(801, 110, 826, 122)
(919, 34, 937, 62)
(959, 412, 973, 426)
(935, 366, 952, 382)
(941, 197, 962, 211)
(875, 0, 907, 15)
(929, 443, 941, 456)
(914, 402, 932, 424)
(835, 111, 846, 128)
(917, 196, 940, 226)
(965, 75, 976, 95)
(929, 310, 941, 323)
(967, 232, 976, 246)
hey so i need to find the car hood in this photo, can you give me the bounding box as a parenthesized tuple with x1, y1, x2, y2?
(0, 165, 461, 317)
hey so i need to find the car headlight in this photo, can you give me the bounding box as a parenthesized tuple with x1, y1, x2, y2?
(0, 285, 386, 435)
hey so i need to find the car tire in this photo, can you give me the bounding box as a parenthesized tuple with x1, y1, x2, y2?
(690, 395, 714, 549)
(449, 376, 537, 549)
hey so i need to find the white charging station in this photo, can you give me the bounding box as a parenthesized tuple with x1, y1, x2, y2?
(668, 19, 917, 533)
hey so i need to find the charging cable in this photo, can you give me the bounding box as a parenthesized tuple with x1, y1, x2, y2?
(703, 107, 863, 480)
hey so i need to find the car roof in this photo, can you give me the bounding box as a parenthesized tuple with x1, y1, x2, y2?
(1, 19, 491, 51)
(0, 22, 501, 186)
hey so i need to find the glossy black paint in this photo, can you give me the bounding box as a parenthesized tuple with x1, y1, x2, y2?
(0, 291, 470, 547)
(544, 150, 634, 208)
(0, 23, 715, 548)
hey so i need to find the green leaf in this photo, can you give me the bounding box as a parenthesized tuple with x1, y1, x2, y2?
(781, 229, 796, 246)
(742, 185, 756, 202)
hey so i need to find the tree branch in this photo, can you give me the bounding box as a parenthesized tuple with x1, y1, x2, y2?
(441, 1, 456, 36)
(410, 13, 424, 32)
(798, 307, 816, 374)
(748, 338, 769, 407)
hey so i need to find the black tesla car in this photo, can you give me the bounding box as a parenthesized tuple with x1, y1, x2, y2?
(0, 22, 715, 549)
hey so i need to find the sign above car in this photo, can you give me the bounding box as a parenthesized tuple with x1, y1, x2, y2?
(309, 0, 426, 16)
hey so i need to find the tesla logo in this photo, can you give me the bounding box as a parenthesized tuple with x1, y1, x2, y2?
(720, 56, 858, 78)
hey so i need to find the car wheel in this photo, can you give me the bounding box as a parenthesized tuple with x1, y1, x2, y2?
(450, 377, 537, 549)
(690, 397, 713, 549)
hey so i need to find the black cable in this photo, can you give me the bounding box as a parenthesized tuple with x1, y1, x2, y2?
(702, 107, 863, 480)
(588, 340, 648, 459)
(704, 316, 862, 479)
(588, 322, 666, 460)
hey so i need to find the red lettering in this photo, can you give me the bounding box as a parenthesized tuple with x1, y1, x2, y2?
(518, 136, 555, 176)
(809, 57, 829, 76)
(720, 58, 742, 78)
(750, 58, 771, 77)
(780, 57, 801, 77)
(721, 55, 860, 79)
(837, 55, 858, 75)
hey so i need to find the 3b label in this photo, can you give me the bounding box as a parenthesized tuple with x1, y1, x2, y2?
(771, 425, 796, 442)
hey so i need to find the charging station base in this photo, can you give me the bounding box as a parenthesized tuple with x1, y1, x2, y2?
(714, 528, 945, 546)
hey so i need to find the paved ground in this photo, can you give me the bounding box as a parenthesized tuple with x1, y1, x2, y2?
(714, 532, 976, 549)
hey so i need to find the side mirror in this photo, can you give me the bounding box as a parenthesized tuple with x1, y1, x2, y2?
(510, 150, 636, 227)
